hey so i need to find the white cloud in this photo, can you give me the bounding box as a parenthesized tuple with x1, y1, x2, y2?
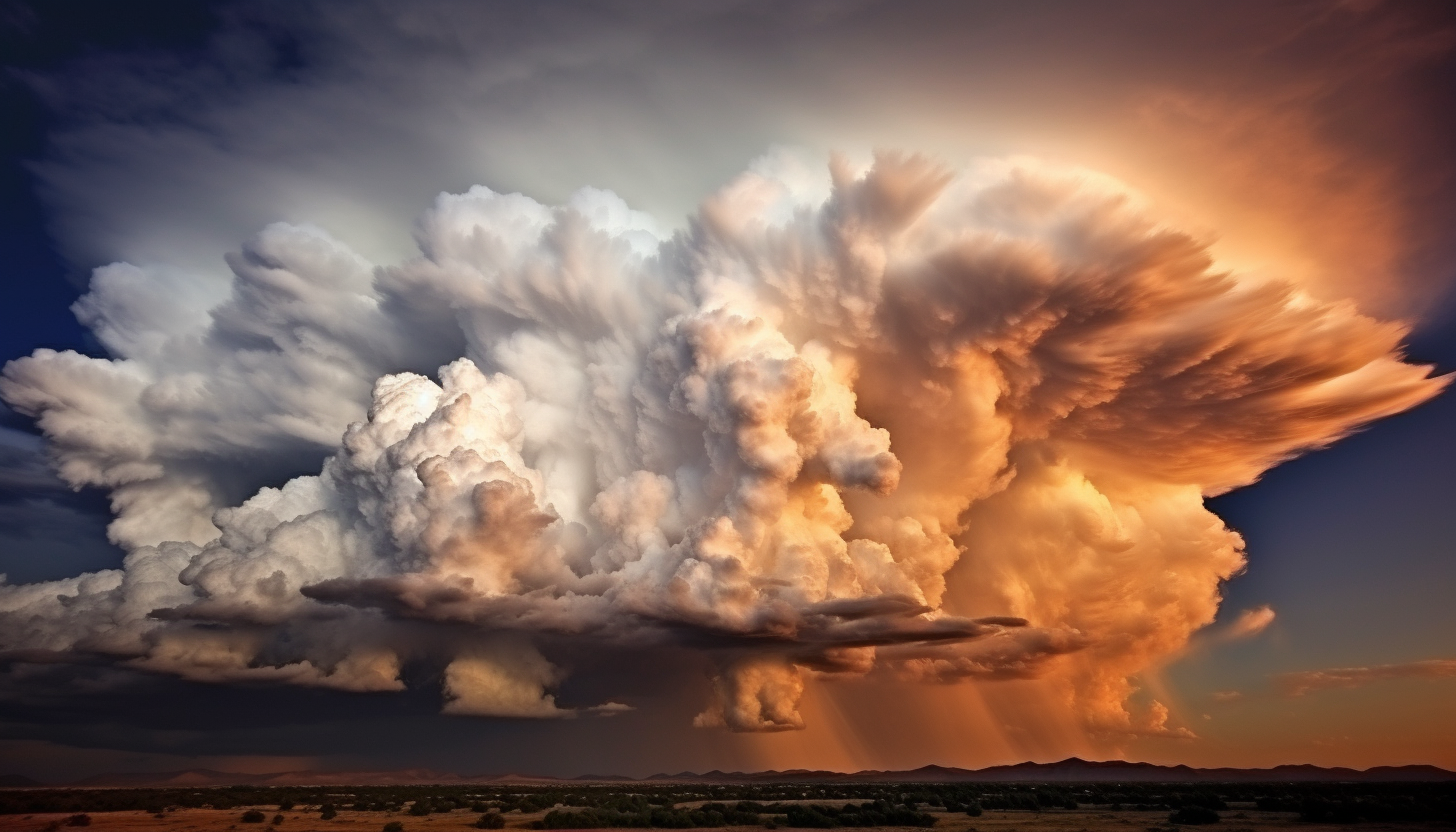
(0, 153, 1445, 735)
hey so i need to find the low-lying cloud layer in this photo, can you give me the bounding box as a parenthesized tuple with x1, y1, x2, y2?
(0, 152, 1446, 734)
(1278, 659, 1456, 697)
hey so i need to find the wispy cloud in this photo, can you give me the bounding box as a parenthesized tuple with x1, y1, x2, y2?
(1218, 605, 1277, 643)
(1276, 659, 1456, 696)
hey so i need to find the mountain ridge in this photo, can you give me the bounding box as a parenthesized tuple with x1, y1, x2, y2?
(9, 758, 1453, 788)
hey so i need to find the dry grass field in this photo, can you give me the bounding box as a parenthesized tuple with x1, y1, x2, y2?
(1, 806, 1450, 832)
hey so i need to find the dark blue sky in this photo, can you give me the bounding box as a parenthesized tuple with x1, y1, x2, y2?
(0, 1, 231, 585)
(1, 0, 220, 356)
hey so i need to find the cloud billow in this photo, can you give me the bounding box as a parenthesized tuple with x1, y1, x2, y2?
(0, 151, 1445, 734)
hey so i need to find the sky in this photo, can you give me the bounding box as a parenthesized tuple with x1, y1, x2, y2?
(0, 0, 1454, 782)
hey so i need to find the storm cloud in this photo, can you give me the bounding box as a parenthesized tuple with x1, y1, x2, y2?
(1, 150, 1444, 735)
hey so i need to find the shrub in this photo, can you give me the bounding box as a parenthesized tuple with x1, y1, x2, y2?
(65, 816, 91, 827)
(965, 803, 983, 817)
(384, 823, 405, 832)
(779, 802, 936, 828)
(274, 814, 285, 825)
(477, 812, 507, 829)
(242, 809, 268, 823)
(1170, 806, 1221, 825)
(321, 804, 338, 820)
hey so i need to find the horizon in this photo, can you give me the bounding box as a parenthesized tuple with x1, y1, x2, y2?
(2, 0, 1455, 784)
(12, 756, 1456, 788)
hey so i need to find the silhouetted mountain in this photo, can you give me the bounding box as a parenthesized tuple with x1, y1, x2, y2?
(32, 757, 1456, 788)
(0, 774, 43, 788)
(641, 758, 1456, 784)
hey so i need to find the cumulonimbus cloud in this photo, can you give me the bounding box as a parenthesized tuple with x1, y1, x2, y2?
(0, 151, 1446, 732)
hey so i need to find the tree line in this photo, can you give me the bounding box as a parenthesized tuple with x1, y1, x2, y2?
(0, 780, 1450, 824)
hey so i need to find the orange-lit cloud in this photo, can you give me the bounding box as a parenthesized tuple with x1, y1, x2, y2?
(0, 151, 1445, 743)
(1214, 605, 1277, 643)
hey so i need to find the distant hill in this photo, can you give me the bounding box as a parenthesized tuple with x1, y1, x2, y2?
(642, 758, 1456, 784)
(19, 757, 1455, 788)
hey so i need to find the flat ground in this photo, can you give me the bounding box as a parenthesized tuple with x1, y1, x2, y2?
(1, 807, 1449, 832)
